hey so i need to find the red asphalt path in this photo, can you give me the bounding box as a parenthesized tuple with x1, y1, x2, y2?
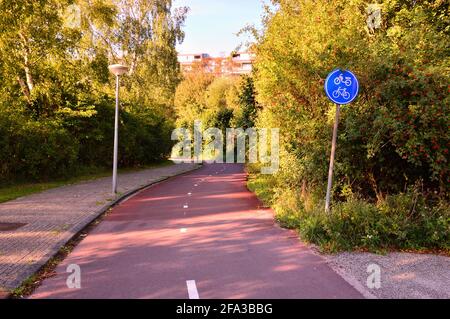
(31, 164, 362, 299)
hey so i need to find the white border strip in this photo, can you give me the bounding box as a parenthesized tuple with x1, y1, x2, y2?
(186, 280, 200, 299)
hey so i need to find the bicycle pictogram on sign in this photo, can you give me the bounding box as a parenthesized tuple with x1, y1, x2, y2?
(324, 69, 359, 105)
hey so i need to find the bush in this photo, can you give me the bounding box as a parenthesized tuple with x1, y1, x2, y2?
(0, 97, 175, 184)
(243, 0, 450, 253)
(0, 0, 184, 185)
(253, 0, 450, 200)
(0, 112, 78, 181)
(63, 98, 174, 169)
(248, 172, 449, 253)
(289, 191, 448, 252)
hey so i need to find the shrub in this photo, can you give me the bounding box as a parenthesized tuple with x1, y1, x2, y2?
(253, 0, 450, 200)
(244, 0, 449, 253)
(291, 191, 448, 252)
(0, 112, 78, 181)
(0, 97, 175, 184)
(248, 172, 449, 253)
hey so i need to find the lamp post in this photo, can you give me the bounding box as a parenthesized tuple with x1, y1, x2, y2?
(108, 64, 129, 194)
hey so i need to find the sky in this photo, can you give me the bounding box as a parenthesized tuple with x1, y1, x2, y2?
(173, 0, 267, 56)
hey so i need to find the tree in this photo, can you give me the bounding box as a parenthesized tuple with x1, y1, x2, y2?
(112, 0, 188, 117)
(231, 75, 259, 129)
(0, 0, 81, 115)
(0, 0, 188, 182)
(252, 0, 449, 197)
(174, 70, 215, 127)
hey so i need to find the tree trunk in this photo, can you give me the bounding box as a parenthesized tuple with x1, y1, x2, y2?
(129, 51, 137, 75)
(18, 32, 34, 95)
(368, 172, 384, 202)
(17, 76, 31, 104)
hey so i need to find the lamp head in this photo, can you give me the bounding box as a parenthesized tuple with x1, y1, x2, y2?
(108, 64, 129, 76)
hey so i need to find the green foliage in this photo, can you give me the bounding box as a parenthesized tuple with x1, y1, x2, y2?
(174, 71, 260, 133)
(232, 75, 260, 129)
(0, 0, 187, 183)
(247, 164, 277, 206)
(253, 0, 449, 202)
(296, 192, 450, 253)
(174, 70, 215, 127)
(249, 172, 450, 253)
(245, 0, 450, 252)
(202, 77, 237, 129)
(243, 0, 450, 252)
(0, 111, 77, 180)
(0, 98, 173, 183)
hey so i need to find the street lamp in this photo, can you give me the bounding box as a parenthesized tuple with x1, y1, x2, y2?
(108, 64, 129, 194)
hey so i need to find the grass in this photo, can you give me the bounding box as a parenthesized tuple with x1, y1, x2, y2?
(245, 166, 275, 207)
(0, 160, 173, 204)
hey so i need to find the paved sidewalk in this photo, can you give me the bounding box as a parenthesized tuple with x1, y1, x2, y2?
(326, 251, 450, 299)
(0, 163, 199, 293)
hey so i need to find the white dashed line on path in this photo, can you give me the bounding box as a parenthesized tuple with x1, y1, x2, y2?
(186, 280, 200, 299)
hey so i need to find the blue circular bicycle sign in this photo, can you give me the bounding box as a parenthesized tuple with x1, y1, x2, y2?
(324, 69, 359, 105)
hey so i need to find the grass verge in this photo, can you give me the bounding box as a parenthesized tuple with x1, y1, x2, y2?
(246, 166, 450, 255)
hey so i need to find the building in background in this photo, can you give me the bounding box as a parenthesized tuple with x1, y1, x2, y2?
(177, 53, 212, 73)
(229, 52, 254, 75)
(177, 52, 255, 75)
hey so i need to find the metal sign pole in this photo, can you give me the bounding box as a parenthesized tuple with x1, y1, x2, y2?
(324, 69, 358, 212)
(325, 103, 340, 212)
